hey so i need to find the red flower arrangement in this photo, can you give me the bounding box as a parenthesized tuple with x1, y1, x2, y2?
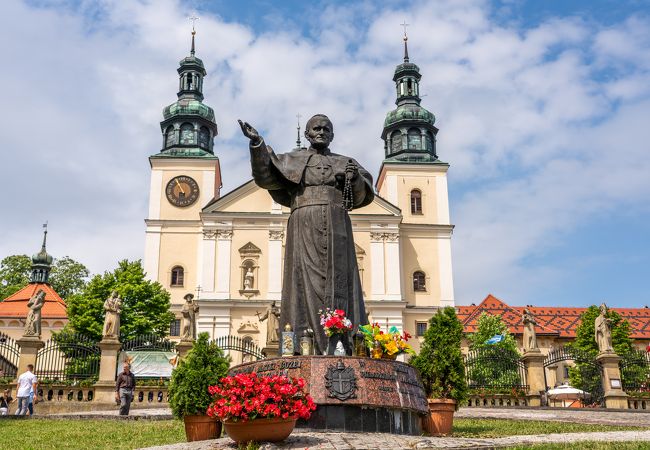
(319, 308, 353, 336)
(207, 373, 316, 423)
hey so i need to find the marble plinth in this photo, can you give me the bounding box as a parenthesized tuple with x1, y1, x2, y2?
(229, 356, 428, 435)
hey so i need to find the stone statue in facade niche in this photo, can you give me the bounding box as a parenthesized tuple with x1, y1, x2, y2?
(102, 290, 123, 340)
(243, 268, 254, 290)
(522, 308, 538, 351)
(181, 293, 199, 341)
(595, 302, 614, 353)
(239, 114, 374, 354)
(24, 289, 46, 338)
(257, 301, 281, 345)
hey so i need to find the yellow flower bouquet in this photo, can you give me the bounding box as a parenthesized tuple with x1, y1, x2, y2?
(359, 323, 415, 359)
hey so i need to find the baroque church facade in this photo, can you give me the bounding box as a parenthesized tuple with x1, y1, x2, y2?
(143, 33, 454, 358)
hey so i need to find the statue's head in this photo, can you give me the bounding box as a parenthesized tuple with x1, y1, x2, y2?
(184, 293, 194, 303)
(600, 302, 608, 313)
(111, 290, 118, 298)
(305, 114, 334, 149)
(37, 290, 45, 300)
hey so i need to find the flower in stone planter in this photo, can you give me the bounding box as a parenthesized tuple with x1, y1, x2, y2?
(318, 308, 353, 336)
(207, 372, 316, 423)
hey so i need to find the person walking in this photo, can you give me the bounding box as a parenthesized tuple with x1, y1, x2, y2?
(15, 364, 37, 416)
(0, 389, 13, 415)
(115, 362, 135, 416)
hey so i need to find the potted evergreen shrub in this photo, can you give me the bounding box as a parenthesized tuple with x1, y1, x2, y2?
(411, 307, 468, 436)
(168, 332, 230, 442)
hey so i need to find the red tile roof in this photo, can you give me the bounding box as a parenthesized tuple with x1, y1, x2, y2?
(0, 283, 67, 319)
(457, 294, 650, 339)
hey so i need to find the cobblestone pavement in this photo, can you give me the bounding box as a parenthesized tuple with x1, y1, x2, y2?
(141, 429, 650, 450)
(456, 407, 650, 427)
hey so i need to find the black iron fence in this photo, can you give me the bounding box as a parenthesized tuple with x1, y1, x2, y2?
(35, 332, 100, 382)
(0, 332, 19, 379)
(465, 346, 528, 392)
(543, 346, 604, 407)
(212, 335, 265, 361)
(121, 334, 176, 352)
(620, 350, 650, 392)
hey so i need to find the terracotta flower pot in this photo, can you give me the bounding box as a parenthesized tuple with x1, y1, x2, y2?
(183, 414, 221, 442)
(422, 398, 456, 436)
(223, 416, 297, 444)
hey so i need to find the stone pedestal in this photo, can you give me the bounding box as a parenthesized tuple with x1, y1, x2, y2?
(229, 356, 428, 435)
(521, 349, 546, 407)
(262, 343, 280, 358)
(176, 340, 193, 359)
(16, 336, 44, 375)
(95, 339, 121, 403)
(597, 351, 628, 409)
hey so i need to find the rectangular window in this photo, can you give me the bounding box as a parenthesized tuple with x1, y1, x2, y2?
(169, 319, 181, 337)
(416, 322, 428, 337)
(563, 366, 570, 379)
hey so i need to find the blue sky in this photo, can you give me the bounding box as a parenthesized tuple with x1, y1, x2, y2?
(1, 0, 649, 308)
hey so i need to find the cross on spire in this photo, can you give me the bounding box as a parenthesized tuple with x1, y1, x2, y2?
(195, 285, 202, 300)
(401, 20, 409, 38)
(401, 20, 410, 62)
(188, 14, 199, 55)
(296, 113, 302, 149)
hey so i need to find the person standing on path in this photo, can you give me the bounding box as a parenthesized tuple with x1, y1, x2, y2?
(115, 362, 135, 415)
(0, 389, 13, 415)
(15, 364, 37, 415)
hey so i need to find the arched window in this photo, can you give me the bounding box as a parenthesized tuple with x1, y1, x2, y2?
(408, 128, 421, 150)
(410, 189, 422, 214)
(180, 123, 195, 145)
(413, 271, 426, 292)
(390, 130, 402, 153)
(170, 266, 184, 287)
(165, 126, 175, 147)
(198, 126, 210, 149)
(425, 131, 434, 151)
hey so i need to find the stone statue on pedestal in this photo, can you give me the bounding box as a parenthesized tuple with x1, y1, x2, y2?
(243, 268, 254, 290)
(181, 293, 199, 341)
(595, 302, 614, 353)
(239, 115, 374, 354)
(522, 308, 538, 351)
(102, 291, 123, 340)
(257, 301, 280, 346)
(24, 289, 46, 338)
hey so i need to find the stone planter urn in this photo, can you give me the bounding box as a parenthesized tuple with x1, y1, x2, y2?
(223, 417, 297, 444)
(183, 415, 221, 442)
(422, 398, 456, 436)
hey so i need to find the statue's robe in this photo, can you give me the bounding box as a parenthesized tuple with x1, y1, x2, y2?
(250, 140, 373, 354)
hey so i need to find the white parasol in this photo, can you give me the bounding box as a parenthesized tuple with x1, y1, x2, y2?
(547, 385, 589, 400)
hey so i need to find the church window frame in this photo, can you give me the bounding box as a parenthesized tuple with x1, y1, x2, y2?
(407, 127, 421, 150)
(170, 266, 185, 287)
(413, 270, 426, 292)
(410, 189, 423, 215)
(415, 321, 428, 337)
(169, 318, 181, 336)
(180, 122, 196, 145)
(165, 126, 176, 147)
(390, 130, 402, 153)
(198, 126, 210, 149)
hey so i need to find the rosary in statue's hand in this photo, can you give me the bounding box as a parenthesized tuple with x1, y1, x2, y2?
(238, 120, 262, 146)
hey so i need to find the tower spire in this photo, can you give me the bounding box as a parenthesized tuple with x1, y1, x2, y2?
(401, 20, 410, 63)
(31, 223, 53, 284)
(189, 14, 199, 56)
(296, 113, 302, 149)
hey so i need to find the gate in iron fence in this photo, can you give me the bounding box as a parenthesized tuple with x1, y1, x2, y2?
(620, 349, 650, 393)
(212, 335, 265, 361)
(121, 334, 176, 352)
(0, 332, 19, 379)
(35, 333, 100, 382)
(465, 346, 528, 392)
(543, 346, 604, 407)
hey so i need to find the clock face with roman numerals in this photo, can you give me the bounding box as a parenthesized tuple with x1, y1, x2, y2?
(166, 176, 200, 207)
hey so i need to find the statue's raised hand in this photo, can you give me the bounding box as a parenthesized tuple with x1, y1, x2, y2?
(238, 119, 262, 145)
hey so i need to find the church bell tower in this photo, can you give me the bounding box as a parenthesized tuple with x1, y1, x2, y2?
(144, 27, 222, 307)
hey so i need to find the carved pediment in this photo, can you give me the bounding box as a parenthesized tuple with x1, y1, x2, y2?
(239, 242, 262, 256)
(237, 321, 260, 333)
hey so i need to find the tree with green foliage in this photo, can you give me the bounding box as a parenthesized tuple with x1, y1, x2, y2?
(466, 313, 522, 391)
(169, 332, 230, 418)
(0, 254, 89, 300)
(411, 307, 468, 407)
(63, 259, 174, 341)
(568, 305, 635, 398)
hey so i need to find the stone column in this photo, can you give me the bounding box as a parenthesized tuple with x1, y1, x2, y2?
(94, 339, 121, 403)
(521, 349, 546, 407)
(597, 351, 628, 409)
(176, 341, 193, 359)
(16, 336, 44, 376)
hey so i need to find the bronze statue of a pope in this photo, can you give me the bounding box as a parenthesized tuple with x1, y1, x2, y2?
(239, 114, 373, 354)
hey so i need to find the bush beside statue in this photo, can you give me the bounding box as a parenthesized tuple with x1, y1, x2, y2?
(168, 332, 230, 442)
(411, 307, 468, 436)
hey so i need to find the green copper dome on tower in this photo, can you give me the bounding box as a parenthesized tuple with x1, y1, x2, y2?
(381, 34, 439, 163)
(31, 227, 53, 283)
(152, 29, 218, 159)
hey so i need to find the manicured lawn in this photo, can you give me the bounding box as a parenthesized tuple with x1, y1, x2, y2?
(513, 443, 650, 450)
(0, 418, 185, 450)
(453, 418, 641, 437)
